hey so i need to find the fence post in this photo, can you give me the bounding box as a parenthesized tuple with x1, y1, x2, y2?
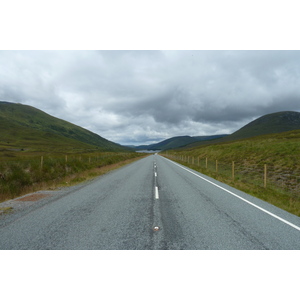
(216, 160, 218, 173)
(232, 161, 235, 180)
(206, 157, 208, 169)
(40, 156, 44, 170)
(65, 155, 68, 163)
(192, 157, 195, 165)
(198, 156, 200, 166)
(264, 164, 267, 188)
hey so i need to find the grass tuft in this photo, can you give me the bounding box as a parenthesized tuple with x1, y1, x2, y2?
(0, 207, 13, 214)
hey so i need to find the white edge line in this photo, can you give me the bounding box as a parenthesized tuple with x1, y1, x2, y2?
(162, 156, 300, 232)
(155, 186, 159, 200)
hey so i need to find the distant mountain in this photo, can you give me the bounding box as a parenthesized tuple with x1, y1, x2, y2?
(183, 111, 300, 149)
(0, 101, 129, 152)
(229, 111, 300, 140)
(131, 134, 228, 151)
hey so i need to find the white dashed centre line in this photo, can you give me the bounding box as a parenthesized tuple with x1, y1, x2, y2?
(155, 186, 159, 200)
(154, 159, 159, 200)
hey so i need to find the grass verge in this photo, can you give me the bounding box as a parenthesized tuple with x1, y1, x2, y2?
(56, 155, 148, 188)
(0, 153, 148, 203)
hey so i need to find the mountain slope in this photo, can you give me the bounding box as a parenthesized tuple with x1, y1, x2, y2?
(0, 101, 128, 153)
(133, 135, 228, 151)
(183, 111, 300, 149)
(229, 111, 300, 140)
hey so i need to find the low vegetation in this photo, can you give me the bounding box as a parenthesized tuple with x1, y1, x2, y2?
(0, 206, 13, 215)
(0, 152, 146, 203)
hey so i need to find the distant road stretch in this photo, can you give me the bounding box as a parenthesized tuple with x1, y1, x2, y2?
(1, 155, 300, 249)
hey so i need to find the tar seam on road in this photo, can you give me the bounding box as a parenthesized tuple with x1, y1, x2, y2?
(162, 156, 300, 233)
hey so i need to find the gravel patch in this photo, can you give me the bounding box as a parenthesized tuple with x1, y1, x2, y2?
(0, 191, 54, 215)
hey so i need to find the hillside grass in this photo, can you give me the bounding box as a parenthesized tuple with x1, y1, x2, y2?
(163, 130, 300, 216)
(0, 124, 101, 155)
(0, 102, 129, 152)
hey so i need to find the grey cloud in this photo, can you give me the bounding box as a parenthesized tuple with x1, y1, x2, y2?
(1, 50, 300, 144)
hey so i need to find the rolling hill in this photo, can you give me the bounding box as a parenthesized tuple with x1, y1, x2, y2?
(0, 101, 129, 153)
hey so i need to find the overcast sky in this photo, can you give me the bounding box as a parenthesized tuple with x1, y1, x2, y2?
(1, 50, 300, 145)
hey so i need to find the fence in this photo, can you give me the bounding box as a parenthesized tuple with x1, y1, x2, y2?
(163, 154, 300, 198)
(0, 152, 142, 201)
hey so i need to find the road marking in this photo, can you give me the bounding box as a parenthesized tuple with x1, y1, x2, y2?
(155, 186, 159, 200)
(155, 172, 157, 177)
(163, 157, 300, 232)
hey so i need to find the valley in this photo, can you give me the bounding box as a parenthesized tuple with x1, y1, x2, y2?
(1, 102, 300, 217)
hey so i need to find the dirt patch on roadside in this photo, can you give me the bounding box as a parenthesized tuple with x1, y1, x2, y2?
(0, 192, 54, 217)
(17, 193, 50, 202)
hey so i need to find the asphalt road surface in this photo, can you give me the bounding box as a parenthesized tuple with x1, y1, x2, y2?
(1, 155, 300, 249)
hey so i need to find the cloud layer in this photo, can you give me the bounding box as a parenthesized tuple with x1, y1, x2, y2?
(1, 50, 300, 144)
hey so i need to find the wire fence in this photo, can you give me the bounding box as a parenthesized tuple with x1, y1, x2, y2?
(0, 152, 142, 201)
(163, 154, 300, 198)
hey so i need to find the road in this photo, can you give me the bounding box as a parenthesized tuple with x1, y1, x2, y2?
(0, 155, 300, 249)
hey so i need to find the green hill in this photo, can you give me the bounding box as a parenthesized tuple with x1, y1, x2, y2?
(229, 111, 300, 140)
(0, 101, 129, 154)
(183, 111, 300, 149)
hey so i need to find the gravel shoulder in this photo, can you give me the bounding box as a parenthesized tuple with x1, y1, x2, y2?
(0, 172, 115, 226)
